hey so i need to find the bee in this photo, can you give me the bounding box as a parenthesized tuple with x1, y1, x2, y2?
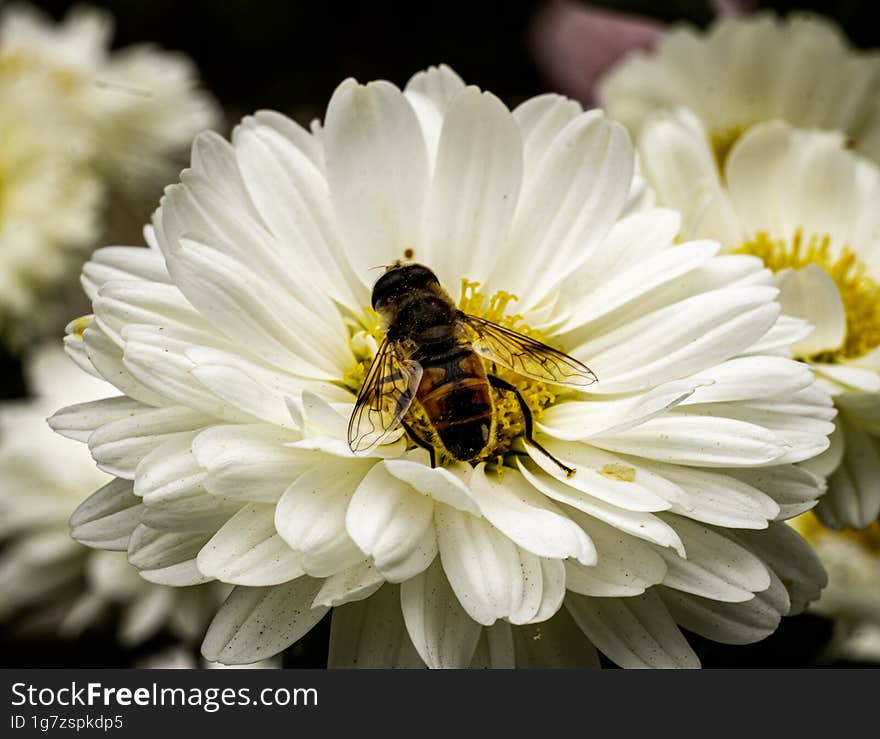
(347, 263, 597, 475)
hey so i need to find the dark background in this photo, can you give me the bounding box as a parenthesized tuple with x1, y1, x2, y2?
(2, 0, 878, 668)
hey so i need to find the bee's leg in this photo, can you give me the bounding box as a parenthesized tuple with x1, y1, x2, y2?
(401, 420, 437, 469)
(488, 375, 575, 478)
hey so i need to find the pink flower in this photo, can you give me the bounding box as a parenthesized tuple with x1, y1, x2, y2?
(530, 0, 753, 106)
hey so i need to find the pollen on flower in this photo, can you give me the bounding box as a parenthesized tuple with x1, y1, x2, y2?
(734, 229, 880, 360)
(599, 463, 636, 482)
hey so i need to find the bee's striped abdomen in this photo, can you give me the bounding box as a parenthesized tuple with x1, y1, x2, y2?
(414, 345, 494, 461)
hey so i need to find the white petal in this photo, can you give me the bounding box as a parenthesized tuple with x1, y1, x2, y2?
(640, 463, 779, 529)
(776, 265, 846, 356)
(165, 237, 350, 379)
(502, 111, 632, 309)
(88, 405, 212, 479)
(122, 325, 257, 422)
(637, 108, 742, 244)
(742, 315, 814, 356)
(538, 378, 703, 441)
(383, 459, 481, 515)
(517, 459, 685, 554)
(559, 208, 682, 310)
(400, 558, 481, 669)
(192, 424, 307, 502)
(70, 478, 142, 550)
(48, 396, 145, 443)
(563, 516, 667, 597)
(658, 578, 788, 646)
(559, 241, 720, 331)
(423, 87, 522, 289)
(127, 525, 213, 586)
(434, 505, 564, 625)
(728, 465, 824, 520)
(312, 560, 385, 608)
(525, 442, 678, 511)
(813, 362, 880, 393)
(346, 464, 436, 582)
(512, 93, 582, 175)
(82, 323, 168, 407)
(684, 356, 815, 404)
(565, 590, 700, 668)
(729, 524, 827, 614)
(274, 461, 371, 576)
(232, 118, 365, 309)
(570, 286, 780, 394)
(590, 414, 788, 467)
(816, 412, 880, 528)
(94, 279, 209, 348)
(201, 578, 328, 664)
(324, 78, 429, 280)
(655, 515, 771, 602)
(197, 504, 303, 586)
(328, 583, 424, 668)
(469, 465, 595, 564)
(403, 64, 466, 163)
(81, 246, 171, 301)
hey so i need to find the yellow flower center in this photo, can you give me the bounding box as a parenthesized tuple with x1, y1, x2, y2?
(0, 50, 83, 92)
(793, 511, 880, 554)
(343, 280, 558, 466)
(733, 229, 880, 361)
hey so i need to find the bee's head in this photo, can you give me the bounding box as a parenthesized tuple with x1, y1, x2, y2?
(371, 262, 440, 310)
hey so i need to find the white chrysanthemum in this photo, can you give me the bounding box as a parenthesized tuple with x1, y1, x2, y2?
(52, 66, 832, 668)
(599, 12, 880, 165)
(0, 3, 219, 192)
(0, 343, 223, 647)
(636, 112, 880, 530)
(790, 513, 880, 662)
(0, 74, 101, 343)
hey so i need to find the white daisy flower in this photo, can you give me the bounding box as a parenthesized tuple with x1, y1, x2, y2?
(790, 512, 880, 662)
(0, 2, 220, 193)
(52, 65, 831, 668)
(0, 74, 101, 345)
(599, 12, 880, 165)
(0, 343, 223, 648)
(636, 112, 880, 530)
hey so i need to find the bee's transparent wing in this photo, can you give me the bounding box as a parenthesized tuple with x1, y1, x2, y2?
(347, 338, 423, 453)
(462, 313, 597, 387)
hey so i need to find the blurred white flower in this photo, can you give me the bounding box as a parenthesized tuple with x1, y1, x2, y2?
(791, 513, 880, 662)
(599, 12, 880, 165)
(0, 2, 220, 193)
(0, 343, 224, 648)
(0, 74, 101, 344)
(53, 65, 830, 668)
(636, 112, 880, 530)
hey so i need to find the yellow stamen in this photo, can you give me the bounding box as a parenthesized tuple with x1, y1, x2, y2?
(733, 229, 880, 360)
(69, 315, 91, 340)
